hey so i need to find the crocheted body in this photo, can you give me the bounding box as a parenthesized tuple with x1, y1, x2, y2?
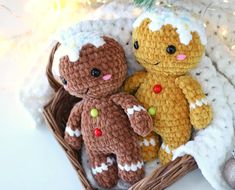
(125, 71, 192, 164)
(81, 97, 139, 153)
(66, 95, 145, 187)
(124, 8, 213, 164)
(135, 73, 189, 124)
(58, 34, 153, 188)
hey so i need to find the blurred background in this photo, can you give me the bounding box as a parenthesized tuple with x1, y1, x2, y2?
(0, 0, 98, 92)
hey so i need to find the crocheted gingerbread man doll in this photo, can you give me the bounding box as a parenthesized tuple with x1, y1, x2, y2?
(124, 7, 213, 164)
(57, 32, 152, 188)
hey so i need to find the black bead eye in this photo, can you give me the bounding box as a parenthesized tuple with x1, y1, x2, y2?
(91, 68, 101, 77)
(134, 41, 139, 49)
(166, 45, 177, 54)
(60, 76, 67, 85)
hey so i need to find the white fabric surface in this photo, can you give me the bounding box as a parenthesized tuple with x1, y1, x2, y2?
(20, 2, 235, 190)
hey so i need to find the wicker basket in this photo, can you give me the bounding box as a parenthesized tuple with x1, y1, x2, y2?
(43, 43, 198, 190)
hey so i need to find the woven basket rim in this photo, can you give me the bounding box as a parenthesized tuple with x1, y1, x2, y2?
(42, 42, 198, 190)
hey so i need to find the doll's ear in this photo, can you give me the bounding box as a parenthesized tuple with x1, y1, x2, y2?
(191, 32, 204, 46)
(50, 42, 76, 88)
(191, 32, 205, 54)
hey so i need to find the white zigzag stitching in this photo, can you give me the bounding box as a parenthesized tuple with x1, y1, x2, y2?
(118, 161, 144, 172)
(189, 98, 209, 111)
(161, 143, 171, 154)
(139, 138, 156, 147)
(127, 105, 146, 117)
(65, 125, 81, 137)
(91, 157, 115, 175)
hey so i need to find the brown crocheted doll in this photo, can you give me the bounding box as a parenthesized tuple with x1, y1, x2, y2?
(56, 32, 152, 188)
(124, 7, 213, 164)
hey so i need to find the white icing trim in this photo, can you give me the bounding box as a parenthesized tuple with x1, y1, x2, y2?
(189, 98, 209, 111)
(161, 143, 171, 154)
(139, 138, 156, 147)
(92, 157, 115, 175)
(118, 161, 144, 172)
(133, 7, 207, 45)
(54, 31, 106, 62)
(65, 126, 81, 137)
(127, 105, 146, 117)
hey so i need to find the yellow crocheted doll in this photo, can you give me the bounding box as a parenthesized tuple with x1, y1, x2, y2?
(124, 7, 213, 164)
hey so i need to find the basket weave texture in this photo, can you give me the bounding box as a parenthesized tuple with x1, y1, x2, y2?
(43, 43, 198, 190)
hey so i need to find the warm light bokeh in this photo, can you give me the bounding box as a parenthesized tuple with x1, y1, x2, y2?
(0, 0, 105, 90)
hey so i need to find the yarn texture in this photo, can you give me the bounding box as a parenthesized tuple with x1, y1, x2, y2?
(20, 2, 235, 189)
(124, 8, 213, 164)
(58, 34, 152, 188)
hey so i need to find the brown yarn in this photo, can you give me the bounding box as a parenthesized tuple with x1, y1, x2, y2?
(43, 40, 198, 190)
(50, 35, 153, 188)
(63, 36, 155, 188)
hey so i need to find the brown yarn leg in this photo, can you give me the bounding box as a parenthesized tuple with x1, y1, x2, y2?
(116, 143, 144, 184)
(88, 152, 118, 188)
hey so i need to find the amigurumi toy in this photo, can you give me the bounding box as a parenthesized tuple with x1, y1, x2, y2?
(57, 32, 153, 188)
(124, 7, 213, 164)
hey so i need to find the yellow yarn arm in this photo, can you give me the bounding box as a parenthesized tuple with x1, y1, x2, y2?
(175, 75, 213, 129)
(124, 71, 146, 94)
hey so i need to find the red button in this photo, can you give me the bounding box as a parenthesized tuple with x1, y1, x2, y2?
(94, 128, 102, 137)
(153, 84, 162, 94)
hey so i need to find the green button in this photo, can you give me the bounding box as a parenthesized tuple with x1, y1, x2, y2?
(148, 107, 156, 116)
(90, 108, 99, 118)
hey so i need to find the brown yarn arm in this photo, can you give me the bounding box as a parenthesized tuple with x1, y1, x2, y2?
(65, 101, 84, 150)
(123, 71, 146, 94)
(175, 75, 213, 129)
(110, 92, 153, 137)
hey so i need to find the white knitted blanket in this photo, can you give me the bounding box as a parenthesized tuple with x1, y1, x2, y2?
(20, 2, 235, 190)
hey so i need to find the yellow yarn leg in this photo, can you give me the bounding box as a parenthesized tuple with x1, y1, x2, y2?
(138, 132, 160, 162)
(158, 145, 172, 165)
(157, 120, 192, 165)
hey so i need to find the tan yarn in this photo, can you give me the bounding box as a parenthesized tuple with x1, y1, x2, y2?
(60, 36, 153, 188)
(124, 19, 212, 164)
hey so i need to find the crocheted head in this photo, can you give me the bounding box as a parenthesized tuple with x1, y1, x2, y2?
(58, 33, 127, 98)
(132, 7, 207, 75)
